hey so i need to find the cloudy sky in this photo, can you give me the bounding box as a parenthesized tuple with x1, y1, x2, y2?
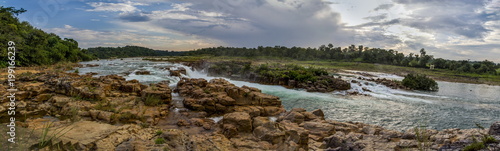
(2, 0, 500, 62)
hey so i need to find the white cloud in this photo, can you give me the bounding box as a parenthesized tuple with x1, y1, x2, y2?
(45, 25, 218, 51)
(86, 1, 146, 13)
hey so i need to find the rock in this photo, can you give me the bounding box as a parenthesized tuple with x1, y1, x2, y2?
(253, 126, 285, 144)
(311, 109, 325, 120)
(283, 111, 305, 124)
(223, 112, 253, 133)
(141, 81, 172, 105)
(253, 116, 272, 128)
(177, 78, 283, 116)
(86, 64, 99, 67)
(303, 121, 335, 139)
(222, 124, 238, 138)
(135, 70, 150, 75)
(177, 119, 190, 127)
(489, 121, 500, 136)
(280, 120, 309, 150)
(34, 93, 52, 102)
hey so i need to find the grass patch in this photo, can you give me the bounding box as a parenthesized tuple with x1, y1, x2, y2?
(463, 123, 498, 151)
(155, 138, 166, 144)
(95, 101, 117, 112)
(37, 121, 73, 149)
(414, 124, 431, 151)
(156, 130, 163, 135)
(144, 94, 162, 106)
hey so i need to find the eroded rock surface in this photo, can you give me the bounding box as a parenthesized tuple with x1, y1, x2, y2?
(176, 78, 285, 116)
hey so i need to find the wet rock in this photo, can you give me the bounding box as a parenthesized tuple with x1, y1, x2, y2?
(86, 64, 99, 67)
(489, 121, 500, 136)
(135, 70, 150, 75)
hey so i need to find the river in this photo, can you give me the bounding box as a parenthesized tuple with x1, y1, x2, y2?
(75, 58, 500, 131)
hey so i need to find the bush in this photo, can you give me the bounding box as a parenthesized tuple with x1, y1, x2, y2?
(463, 141, 485, 151)
(155, 138, 166, 144)
(402, 74, 438, 91)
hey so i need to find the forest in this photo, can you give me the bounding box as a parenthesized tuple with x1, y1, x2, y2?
(188, 45, 500, 75)
(0, 6, 94, 67)
(87, 46, 185, 59)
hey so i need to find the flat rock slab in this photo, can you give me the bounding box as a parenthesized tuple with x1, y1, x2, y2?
(42, 121, 119, 146)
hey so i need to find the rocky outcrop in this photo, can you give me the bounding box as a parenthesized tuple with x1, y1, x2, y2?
(358, 77, 408, 89)
(2, 72, 172, 126)
(135, 70, 150, 75)
(489, 121, 500, 136)
(169, 67, 187, 77)
(176, 78, 285, 116)
(3, 66, 499, 151)
(205, 61, 351, 92)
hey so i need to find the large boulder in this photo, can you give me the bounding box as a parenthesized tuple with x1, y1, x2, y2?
(223, 112, 253, 133)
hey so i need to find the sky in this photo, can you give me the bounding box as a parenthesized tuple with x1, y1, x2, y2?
(1, 0, 500, 62)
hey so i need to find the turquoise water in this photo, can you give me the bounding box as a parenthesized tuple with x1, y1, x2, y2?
(76, 58, 500, 131)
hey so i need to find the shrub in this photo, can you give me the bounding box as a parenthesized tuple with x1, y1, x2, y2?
(463, 141, 485, 151)
(155, 138, 166, 144)
(402, 74, 438, 91)
(156, 130, 163, 135)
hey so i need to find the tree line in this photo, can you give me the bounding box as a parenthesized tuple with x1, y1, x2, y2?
(0, 6, 94, 67)
(86, 46, 185, 59)
(187, 45, 500, 75)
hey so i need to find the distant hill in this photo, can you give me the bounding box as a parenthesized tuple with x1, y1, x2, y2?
(87, 46, 185, 59)
(0, 6, 94, 67)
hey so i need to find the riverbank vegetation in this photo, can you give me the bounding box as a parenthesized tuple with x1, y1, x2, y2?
(402, 74, 439, 91)
(187, 45, 500, 75)
(207, 61, 350, 92)
(87, 46, 185, 59)
(0, 7, 94, 67)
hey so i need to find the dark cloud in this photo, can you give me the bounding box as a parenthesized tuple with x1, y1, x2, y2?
(373, 4, 394, 11)
(146, 0, 355, 47)
(363, 14, 387, 22)
(393, 0, 496, 39)
(357, 18, 399, 28)
(119, 12, 151, 22)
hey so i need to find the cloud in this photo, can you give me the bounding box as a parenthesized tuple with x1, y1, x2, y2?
(393, 0, 495, 39)
(86, 1, 146, 13)
(352, 18, 400, 28)
(363, 14, 388, 22)
(119, 12, 151, 22)
(129, 0, 355, 47)
(373, 4, 394, 11)
(45, 25, 218, 51)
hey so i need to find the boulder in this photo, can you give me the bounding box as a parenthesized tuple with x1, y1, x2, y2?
(489, 121, 500, 136)
(311, 109, 325, 120)
(135, 70, 150, 75)
(283, 111, 305, 124)
(223, 112, 252, 133)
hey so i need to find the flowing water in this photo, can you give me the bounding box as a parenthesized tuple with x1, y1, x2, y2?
(76, 58, 500, 131)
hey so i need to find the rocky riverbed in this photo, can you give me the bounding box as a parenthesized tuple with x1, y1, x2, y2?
(1, 67, 499, 151)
